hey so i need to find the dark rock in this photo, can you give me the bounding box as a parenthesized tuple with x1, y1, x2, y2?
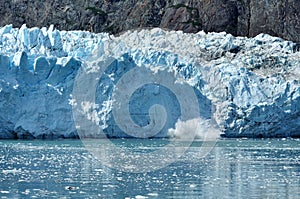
(0, 0, 299, 42)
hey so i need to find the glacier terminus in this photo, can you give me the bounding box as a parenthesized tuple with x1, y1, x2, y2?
(0, 24, 299, 139)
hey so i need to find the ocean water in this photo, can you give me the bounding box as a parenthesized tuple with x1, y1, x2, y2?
(0, 139, 299, 198)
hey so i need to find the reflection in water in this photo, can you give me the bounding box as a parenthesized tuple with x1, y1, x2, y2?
(0, 139, 299, 198)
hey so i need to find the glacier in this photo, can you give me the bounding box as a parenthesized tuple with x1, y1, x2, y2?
(0, 24, 299, 139)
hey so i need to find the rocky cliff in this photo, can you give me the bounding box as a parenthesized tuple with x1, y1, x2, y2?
(1, 0, 300, 43)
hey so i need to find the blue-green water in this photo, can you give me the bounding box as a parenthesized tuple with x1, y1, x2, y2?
(0, 139, 299, 198)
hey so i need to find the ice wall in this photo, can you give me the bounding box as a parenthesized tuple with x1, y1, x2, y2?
(0, 24, 299, 139)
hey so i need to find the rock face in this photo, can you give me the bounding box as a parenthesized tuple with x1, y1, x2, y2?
(0, 25, 299, 139)
(0, 0, 300, 43)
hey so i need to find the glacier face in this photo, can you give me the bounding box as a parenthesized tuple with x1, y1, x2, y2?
(0, 24, 299, 139)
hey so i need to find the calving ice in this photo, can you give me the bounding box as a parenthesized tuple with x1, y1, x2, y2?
(0, 24, 299, 139)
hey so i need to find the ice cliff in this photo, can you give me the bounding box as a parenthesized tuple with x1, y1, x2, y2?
(0, 24, 299, 139)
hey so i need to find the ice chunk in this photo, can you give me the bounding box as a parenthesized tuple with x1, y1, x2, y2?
(0, 24, 12, 37)
(12, 51, 28, 69)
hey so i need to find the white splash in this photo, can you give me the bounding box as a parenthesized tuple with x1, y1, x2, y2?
(168, 118, 220, 141)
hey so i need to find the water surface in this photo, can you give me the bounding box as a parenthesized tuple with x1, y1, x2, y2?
(0, 139, 299, 198)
